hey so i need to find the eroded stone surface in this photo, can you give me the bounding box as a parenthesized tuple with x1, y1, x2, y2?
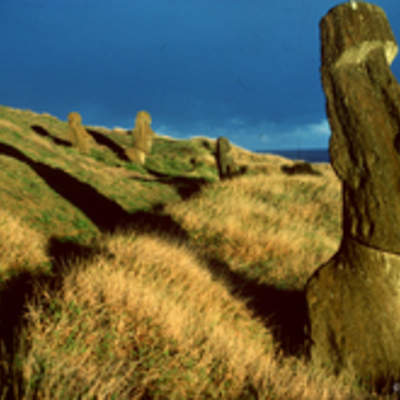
(305, 2, 400, 392)
(321, 3, 400, 251)
(126, 110, 155, 165)
(307, 238, 400, 385)
(67, 112, 95, 154)
(216, 136, 239, 180)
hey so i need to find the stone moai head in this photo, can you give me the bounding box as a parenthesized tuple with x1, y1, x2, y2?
(321, 2, 400, 253)
(135, 110, 151, 130)
(305, 5, 400, 394)
(216, 136, 238, 180)
(67, 111, 91, 153)
(217, 137, 231, 155)
(132, 110, 154, 155)
(68, 111, 82, 126)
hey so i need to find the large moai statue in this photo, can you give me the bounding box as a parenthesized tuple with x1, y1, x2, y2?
(67, 112, 95, 154)
(125, 110, 155, 165)
(304, 2, 400, 393)
(215, 136, 239, 180)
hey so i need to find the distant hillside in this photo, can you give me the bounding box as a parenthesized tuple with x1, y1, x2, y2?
(0, 104, 317, 243)
(1, 105, 373, 400)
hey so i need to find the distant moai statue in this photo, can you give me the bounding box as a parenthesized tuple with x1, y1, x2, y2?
(125, 110, 155, 165)
(215, 136, 239, 180)
(304, 2, 400, 395)
(67, 112, 94, 154)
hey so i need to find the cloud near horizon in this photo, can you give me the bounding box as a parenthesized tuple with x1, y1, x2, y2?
(150, 117, 331, 151)
(11, 101, 331, 152)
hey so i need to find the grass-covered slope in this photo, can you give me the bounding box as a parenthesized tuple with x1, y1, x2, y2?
(0, 104, 383, 399)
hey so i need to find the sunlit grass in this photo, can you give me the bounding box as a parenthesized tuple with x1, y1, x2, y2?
(0, 210, 50, 279)
(0, 104, 386, 399)
(165, 173, 341, 288)
(8, 230, 359, 399)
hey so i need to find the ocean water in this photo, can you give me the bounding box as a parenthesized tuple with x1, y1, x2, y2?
(255, 148, 330, 163)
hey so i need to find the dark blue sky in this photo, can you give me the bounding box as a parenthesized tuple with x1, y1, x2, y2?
(2, 0, 400, 150)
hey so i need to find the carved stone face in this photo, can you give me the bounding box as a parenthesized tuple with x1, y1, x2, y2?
(217, 137, 231, 154)
(135, 111, 152, 127)
(68, 112, 82, 125)
(306, 5, 400, 394)
(132, 110, 154, 154)
(321, 4, 400, 252)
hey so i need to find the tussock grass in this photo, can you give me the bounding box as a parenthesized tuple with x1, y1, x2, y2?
(0, 210, 50, 278)
(0, 104, 388, 399)
(165, 173, 341, 287)
(6, 232, 358, 399)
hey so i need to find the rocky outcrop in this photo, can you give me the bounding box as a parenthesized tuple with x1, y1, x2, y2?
(126, 110, 155, 165)
(67, 112, 95, 154)
(305, 2, 400, 393)
(281, 162, 321, 176)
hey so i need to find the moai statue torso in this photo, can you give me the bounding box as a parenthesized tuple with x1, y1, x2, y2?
(305, 2, 400, 394)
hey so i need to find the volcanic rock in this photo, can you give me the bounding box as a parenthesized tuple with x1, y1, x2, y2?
(126, 110, 155, 165)
(67, 112, 95, 154)
(215, 136, 239, 180)
(305, 2, 400, 393)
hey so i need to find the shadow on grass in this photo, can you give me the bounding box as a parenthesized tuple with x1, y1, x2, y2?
(0, 269, 40, 398)
(0, 142, 189, 241)
(281, 162, 321, 176)
(0, 141, 315, 397)
(30, 125, 72, 147)
(0, 235, 117, 398)
(201, 255, 311, 360)
(138, 166, 210, 200)
(0, 239, 311, 398)
(0, 238, 107, 350)
(0, 142, 311, 357)
(86, 129, 131, 162)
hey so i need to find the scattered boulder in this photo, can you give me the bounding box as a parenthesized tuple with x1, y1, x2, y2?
(125, 110, 155, 165)
(216, 136, 241, 180)
(305, 2, 400, 393)
(67, 112, 94, 154)
(281, 162, 321, 176)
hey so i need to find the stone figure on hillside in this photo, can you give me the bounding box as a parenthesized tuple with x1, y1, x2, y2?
(304, 2, 400, 394)
(67, 112, 95, 154)
(215, 136, 240, 180)
(125, 110, 155, 165)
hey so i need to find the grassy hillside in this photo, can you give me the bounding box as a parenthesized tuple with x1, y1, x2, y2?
(0, 104, 387, 399)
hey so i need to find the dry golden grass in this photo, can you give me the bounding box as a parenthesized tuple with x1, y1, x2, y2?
(165, 172, 341, 288)
(0, 209, 49, 277)
(2, 163, 378, 399)
(15, 230, 360, 399)
(0, 104, 389, 398)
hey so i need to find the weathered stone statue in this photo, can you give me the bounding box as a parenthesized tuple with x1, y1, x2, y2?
(215, 136, 239, 180)
(304, 2, 400, 393)
(126, 110, 155, 165)
(67, 112, 94, 154)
